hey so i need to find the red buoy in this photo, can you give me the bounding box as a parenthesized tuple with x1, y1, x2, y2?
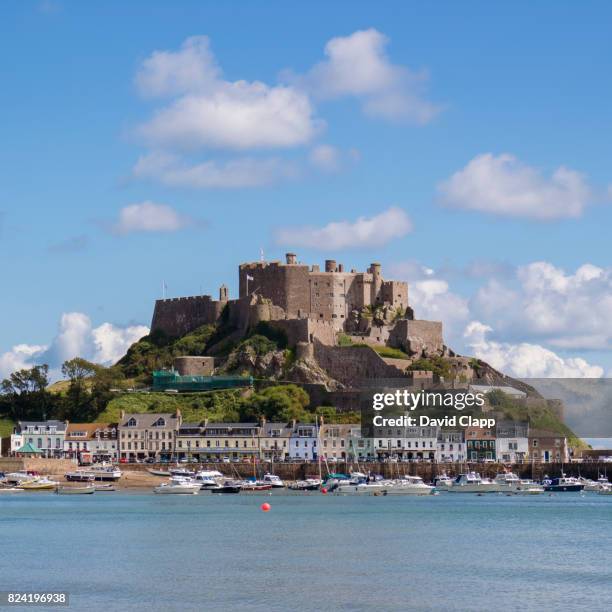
(321, 488, 328, 494)
(261, 502, 271, 512)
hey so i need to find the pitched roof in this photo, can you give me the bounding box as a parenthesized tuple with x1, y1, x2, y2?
(119, 413, 179, 429)
(16, 441, 42, 454)
(65, 423, 117, 440)
(17, 420, 67, 433)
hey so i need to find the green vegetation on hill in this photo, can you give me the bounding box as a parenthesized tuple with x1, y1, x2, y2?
(117, 324, 216, 380)
(486, 389, 585, 448)
(0, 417, 14, 438)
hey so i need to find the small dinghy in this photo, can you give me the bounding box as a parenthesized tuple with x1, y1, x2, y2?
(56, 485, 96, 495)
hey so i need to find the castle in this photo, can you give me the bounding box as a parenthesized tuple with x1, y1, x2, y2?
(151, 253, 445, 358)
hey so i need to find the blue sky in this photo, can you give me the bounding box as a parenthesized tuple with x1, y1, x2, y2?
(1, 1, 611, 379)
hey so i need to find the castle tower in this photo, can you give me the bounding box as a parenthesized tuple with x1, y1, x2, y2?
(219, 284, 229, 301)
(286, 253, 297, 265)
(369, 262, 382, 304)
(325, 259, 337, 273)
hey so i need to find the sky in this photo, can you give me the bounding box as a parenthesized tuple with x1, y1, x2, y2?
(1, 1, 611, 380)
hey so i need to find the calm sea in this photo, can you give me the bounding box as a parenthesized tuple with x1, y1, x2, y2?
(0, 492, 611, 611)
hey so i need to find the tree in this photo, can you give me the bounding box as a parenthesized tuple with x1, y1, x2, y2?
(241, 384, 310, 422)
(61, 358, 97, 420)
(0, 365, 52, 420)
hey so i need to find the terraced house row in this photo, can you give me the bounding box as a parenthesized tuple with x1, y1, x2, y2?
(3, 414, 569, 464)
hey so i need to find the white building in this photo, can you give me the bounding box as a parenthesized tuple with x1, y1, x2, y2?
(496, 421, 529, 463)
(289, 423, 319, 460)
(64, 423, 119, 463)
(436, 430, 466, 463)
(11, 420, 67, 458)
(375, 423, 438, 462)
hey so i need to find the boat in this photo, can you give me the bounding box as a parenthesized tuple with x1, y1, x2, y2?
(262, 473, 285, 488)
(288, 478, 322, 491)
(448, 472, 500, 493)
(206, 480, 241, 494)
(93, 484, 117, 492)
(385, 475, 434, 496)
(239, 480, 273, 492)
(493, 472, 523, 491)
(515, 479, 545, 495)
(0, 487, 24, 493)
(542, 474, 584, 492)
(89, 465, 122, 481)
(334, 480, 388, 495)
(432, 474, 454, 489)
(56, 485, 96, 495)
(597, 486, 612, 495)
(169, 468, 195, 478)
(65, 471, 95, 482)
(20, 477, 60, 491)
(154, 477, 200, 495)
(147, 468, 171, 477)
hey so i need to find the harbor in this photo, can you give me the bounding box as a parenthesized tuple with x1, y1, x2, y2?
(1, 490, 611, 611)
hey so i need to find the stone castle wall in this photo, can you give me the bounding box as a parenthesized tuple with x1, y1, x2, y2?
(390, 319, 444, 357)
(313, 342, 411, 388)
(151, 295, 225, 337)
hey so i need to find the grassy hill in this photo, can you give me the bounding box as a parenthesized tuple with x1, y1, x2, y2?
(97, 389, 247, 424)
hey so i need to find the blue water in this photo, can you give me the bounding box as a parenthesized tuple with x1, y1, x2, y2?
(1, 492, 611, 611)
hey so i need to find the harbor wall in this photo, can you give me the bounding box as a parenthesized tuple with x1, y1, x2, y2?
(0, 458, 77, 475)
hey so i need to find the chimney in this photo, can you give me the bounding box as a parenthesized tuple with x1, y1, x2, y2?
(338, 263, 344, 273)
(286, 253, 297, 265)
(325, 259, 337, 273)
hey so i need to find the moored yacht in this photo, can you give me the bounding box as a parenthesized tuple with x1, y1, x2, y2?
(154, 476, 200, 495)
(385, 475, 434, 495)
(448, 472, 499, 493)
(542, 475, 584, 492)
(432, 474, 454, 489)
(262, 473, 285, 488)
(288, 478, 322, 491)
(493, 472, 522, 491)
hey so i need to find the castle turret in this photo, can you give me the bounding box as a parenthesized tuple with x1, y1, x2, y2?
(369, 262, 382, 303)
(286, 253, 297, 265)
(325, 259, 337, 273)
(219, 284, 229, 301)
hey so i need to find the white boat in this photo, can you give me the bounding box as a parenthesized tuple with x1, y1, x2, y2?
(493, 472, 523, 491)
(597, 486, 612, 495)
(169, 468, 195, 478)
(334, 481, 388, 495)
(448, 472, 500, 493)
(262, 473, 285, 488)
(432, 474, 454, 489)
(56, 485, 96, 495)
(89, 464, 122, 481)
(0, 487, 24, 493)
(154, 477, 200, 495)
(515, 479, 545, 495)
(385, 475, 434, 496)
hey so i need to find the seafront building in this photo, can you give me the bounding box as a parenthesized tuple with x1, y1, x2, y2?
(465, 425, 497, 462)
(10, 420, 67, 458)
(176, 422, 260, 461)
(528, 429, 569, 463)
(374, 425, 439, 461)
(258, 421, 293, 461)
(496, 421, 529, 463)
(289, 423, 319, 460)
(436, 430, 466, 463)
(64, 423, 119, 463)
(118, 412, 181, 461)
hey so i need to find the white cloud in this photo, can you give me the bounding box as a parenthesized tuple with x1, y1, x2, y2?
(135, 36, 221, 98)
(438, 153, 591, 219)
(309, 144, 341, 172)
(464, 321, 604, 378)
(133, 151, 297, 189)
(289, 29, 440, 123)
(0, 344, 47, 379)
(0, 313, 149, 379)
(275, 206, 412, 250)
(135, 36, 321, 151)
(91, 322, 150, 364)
(472, 262, 612, 351)
(113, 201, 191, 234)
